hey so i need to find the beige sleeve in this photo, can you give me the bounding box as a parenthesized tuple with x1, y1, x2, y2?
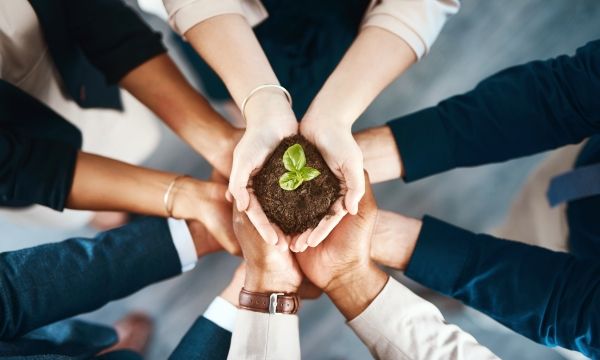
(348, 278, 499, 360)
(227, 309, 301, 360)
(162, 0, 268, 35)
(362, 0, 460, 59)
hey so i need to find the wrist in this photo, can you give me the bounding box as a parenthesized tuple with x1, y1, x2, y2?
(243, 89, 296, 126)
(370, 211, 421, 270)
(244, 266, 300, 294)
(326, 263, 388, 320)
(355, 126, 403, 182)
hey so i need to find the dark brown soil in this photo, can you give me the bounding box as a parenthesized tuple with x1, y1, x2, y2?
(252, 135, 341, 234)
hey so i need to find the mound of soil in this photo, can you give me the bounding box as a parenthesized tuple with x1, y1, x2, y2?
(252, 135, 341, 234)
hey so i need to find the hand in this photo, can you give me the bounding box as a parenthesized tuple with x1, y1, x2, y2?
(295, 172, 387, 319)
(220, 262, 247, 306)
(171, 177, 240, 255)
(297, 117, 365, 248)
(233, 203, 302, 293)
(228, 93, 298, 246)
(370, 210, 421, 270)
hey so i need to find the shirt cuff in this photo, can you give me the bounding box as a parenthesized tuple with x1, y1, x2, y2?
(167, 218, 197, 272)
(203, 296, 238, 332)
(166, 0, 268, 36)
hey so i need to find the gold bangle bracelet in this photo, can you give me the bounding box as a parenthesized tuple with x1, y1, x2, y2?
(163, 175, 188, 218)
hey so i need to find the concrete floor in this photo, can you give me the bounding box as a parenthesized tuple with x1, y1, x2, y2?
(2, 0, 600, 359)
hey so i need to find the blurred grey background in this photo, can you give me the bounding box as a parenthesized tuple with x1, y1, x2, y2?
(2, 0, 600, 359)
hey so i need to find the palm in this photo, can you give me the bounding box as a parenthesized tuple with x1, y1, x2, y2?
(295, 181, 376, 289)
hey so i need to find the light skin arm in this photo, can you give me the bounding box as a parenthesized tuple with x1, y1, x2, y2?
(355, 125, 404, 183)
(119, 54, 239, 177)
(185, 15, 297, 246)
(66, 152, 240, 254)
(297, 28, 416, 248)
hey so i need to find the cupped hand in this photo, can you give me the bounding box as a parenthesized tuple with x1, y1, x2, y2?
(228, 110, 297, 245)
(294, 172, 375, 291)
(296, 119, 365, 249)
(172, 178, 240, 255)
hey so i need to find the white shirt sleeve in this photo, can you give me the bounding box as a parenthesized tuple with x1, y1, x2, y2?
(203, 296, 238, 332)
(348, 277, 499, 360)
(362, 0, 460, 59)
(227, 310, 300, 360)
(167, 218, 198, 272)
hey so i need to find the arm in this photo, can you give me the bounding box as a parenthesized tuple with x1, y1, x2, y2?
(372, 212, 600, 358)
(64, 0, 239, 176)
(296, 175, 496, 360)
(67, 152, 239, 254)
(299, 0, 458, 223)
(0, 217, 215, 339)
(227, 208, 302, 360)
(386, 40, 600, 182)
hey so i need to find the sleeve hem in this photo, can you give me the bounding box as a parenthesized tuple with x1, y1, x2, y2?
(362, 13, 426, 59)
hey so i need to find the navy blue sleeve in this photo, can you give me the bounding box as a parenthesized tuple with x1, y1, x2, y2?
(64, 0, 166, 83)
(388, 40, 600, 182)
(0, 217, 181, 340)
(405, 216, 600, 358)
(169, 316, 231, 360)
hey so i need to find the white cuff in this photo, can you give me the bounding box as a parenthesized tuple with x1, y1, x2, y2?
(203, 296, 238, 332)
(167, 218, 197, 272)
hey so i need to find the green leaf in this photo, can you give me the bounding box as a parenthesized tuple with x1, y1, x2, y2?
(279, 171, 303, 191)
(282, 144, 306, 172)
(299, 167, 320, 181)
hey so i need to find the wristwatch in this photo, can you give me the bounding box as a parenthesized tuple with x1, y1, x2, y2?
(239, 288, 300, 314)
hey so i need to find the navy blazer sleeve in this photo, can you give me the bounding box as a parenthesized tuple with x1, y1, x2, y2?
(169, 316, 232, 360)
(405, 216, 600, 358)
(63, 0, 166, 83)
(0, 217, 182, 340)
(388, 40, 600, 182)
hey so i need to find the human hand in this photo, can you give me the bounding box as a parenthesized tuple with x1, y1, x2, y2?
(171, 177, 240, 255)
(228, 93, 298, 246)
(370, 210, 421, 270)
(233, 203, 302, 293)
(297, 118, 365, 248)
(295, 172, 387, 319)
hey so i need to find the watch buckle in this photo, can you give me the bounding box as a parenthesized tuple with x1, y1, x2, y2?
(269, 293, 284, 314)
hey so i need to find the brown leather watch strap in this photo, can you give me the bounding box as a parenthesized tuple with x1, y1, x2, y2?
(239, 288, 300, 314)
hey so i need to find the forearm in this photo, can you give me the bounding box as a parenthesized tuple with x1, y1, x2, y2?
(0, 218, 181, 339)
(388, 41, 600, 181)
(303, 27, 416, 126)
(120, 54, 237, 175)
(66, 152, 205, 219)
(184, 15, 293, 124)
(405, 216, 600, 356)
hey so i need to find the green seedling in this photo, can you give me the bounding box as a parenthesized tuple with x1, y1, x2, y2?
(279, 144, 320, 191)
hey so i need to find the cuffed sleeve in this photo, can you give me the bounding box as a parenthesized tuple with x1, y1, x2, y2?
(348, 277, 498, 360)
(0, 129, 78, 211)
(163, 0, 268, 36)
(405, 216, 600, 358)
(227, 310, 300, 360)
(362, 0, 460, 59)
(64, 0, 166, 83)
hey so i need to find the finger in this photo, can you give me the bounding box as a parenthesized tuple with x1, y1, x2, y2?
(342, 161, 366, 215)
(225, 190, 233, 203)
(245, 194, 279, 245)
(307, 197, 347, 247)
(228, 159, 252, 211)
(273, 225, 290, 252)
(291, 229, 311, 253)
